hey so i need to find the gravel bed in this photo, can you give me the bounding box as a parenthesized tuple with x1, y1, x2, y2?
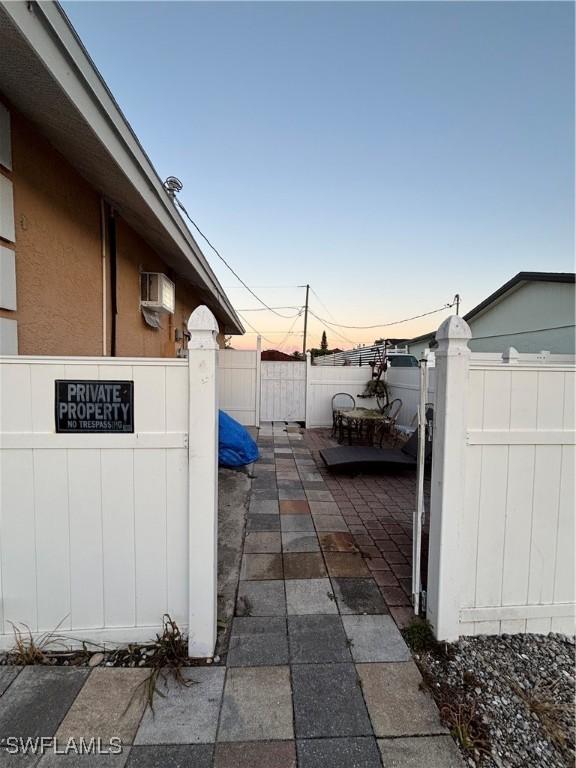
(414, 632, 575, 768)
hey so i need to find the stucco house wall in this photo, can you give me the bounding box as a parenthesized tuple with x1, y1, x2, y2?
(409, 337, 433, 360)
(0, 107, 103, 356)
(465, 281, 574, 353)
(409, 278, 575, 357)
(0, 101, 224, 357)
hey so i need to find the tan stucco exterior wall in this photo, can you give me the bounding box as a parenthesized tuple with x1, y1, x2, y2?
(114, 218, 204, 358)
(0, 108, 103, 355)
(0, 101, 222, 356)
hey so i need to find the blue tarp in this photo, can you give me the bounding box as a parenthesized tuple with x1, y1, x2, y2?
(218, 410, 259, 467)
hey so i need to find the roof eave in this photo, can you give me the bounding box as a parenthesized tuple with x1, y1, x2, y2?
(0, 0, 244, 335)
(463, 271, 576, 324)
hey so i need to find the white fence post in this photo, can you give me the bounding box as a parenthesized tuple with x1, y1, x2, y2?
(187, 306, 219, 657)
(305, 352, 312, 428)
(426, 315, 471, 641)
(255, 335, 262, 428)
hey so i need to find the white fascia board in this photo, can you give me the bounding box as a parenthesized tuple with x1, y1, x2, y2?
(2, 1, 243, 334)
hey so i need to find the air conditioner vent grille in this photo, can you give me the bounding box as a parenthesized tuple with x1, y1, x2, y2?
(140, 272, 175, 315)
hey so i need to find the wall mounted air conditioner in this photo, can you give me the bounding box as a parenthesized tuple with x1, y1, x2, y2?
(140, 272, 175, 314)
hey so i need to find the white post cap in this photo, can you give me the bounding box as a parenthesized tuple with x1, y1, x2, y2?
(435, 315, 472, 352)
(188, 305, 219, 350)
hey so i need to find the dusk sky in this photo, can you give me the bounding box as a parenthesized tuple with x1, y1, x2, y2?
(63, 1, 574, 351)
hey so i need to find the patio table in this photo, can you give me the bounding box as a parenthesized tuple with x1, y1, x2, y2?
(337, 408, 387, 446)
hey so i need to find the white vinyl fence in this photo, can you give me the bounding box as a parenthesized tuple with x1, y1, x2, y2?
(218, 344, 260, 426)
(426, 316, 575, 639)
(306, 358, 375, 428)
(217, 349, 377, 426)
(386, 364, 436, 432)
(0, 306, 220, 656)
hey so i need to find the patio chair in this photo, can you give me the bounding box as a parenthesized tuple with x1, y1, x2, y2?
(331, 393, 355, 438)
(376, 398, 402, 446)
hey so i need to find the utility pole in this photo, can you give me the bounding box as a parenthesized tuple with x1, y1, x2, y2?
(301, 283, 310, 359)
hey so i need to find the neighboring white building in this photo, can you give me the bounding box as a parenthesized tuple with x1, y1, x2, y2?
(409, 272, 575, 358)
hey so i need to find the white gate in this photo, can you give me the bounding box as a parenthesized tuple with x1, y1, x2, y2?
(218, 346, 260, 426)
(260, 361, 306, 422)
(427, 316, 576, 639)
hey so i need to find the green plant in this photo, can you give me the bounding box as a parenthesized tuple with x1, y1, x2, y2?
(362, 379, 388, 399)
(402, 618, 436, 653)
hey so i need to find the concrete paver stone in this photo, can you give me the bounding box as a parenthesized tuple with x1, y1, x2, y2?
(297, 737, 382, 768)
(357, 662, 447, 737)
(342, 615, 410, 662)
(240, 553, 283, 580)
(291, 663, 371, 738)
(213, 741, 296, 768)
(331, 578, 388, 615)
(0, 667, 21, 696)
(227, 618, 288, 667)
(243, 532, 282, 554)
(281, 532, 320, 553)
(135, 667, 225, 745)
(283, 553, 327, 579)
(249, 500, 279, 515)
(218, 667, 293, 742)
(378, 736, 464, 767)
(285, 579, 338, 615)
(324, 553, 370, 577)
(57, 668, 148, 744)
(288, 615, 351, 664)
(246, 514, 280, 532)
(126, 745, 213, 768)
(280, 515, 315, 533)
(0, 667, 89, 739)
(236, 580, 286, 616)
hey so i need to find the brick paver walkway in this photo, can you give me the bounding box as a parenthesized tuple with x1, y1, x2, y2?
(0, 423, 458, 768)
(304, 427, 431, 625)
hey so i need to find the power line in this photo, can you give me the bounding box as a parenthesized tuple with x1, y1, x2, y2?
(309, 287, 338, 323)
(236, 306, 302, 313)
(307, 289, 355, 344)
(238, 328, 302, 336)
(174, 197, 297, 319)
(314, 319, 355, 346)
(237, 306, 305, 348)
(308, 301, 456, 330)
(236, 312, 278, 345)
(307, 308, 355, 346)
(277, 310, 304, 351)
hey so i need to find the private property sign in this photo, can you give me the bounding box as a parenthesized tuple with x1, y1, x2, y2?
(55, 380, 134, 433)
